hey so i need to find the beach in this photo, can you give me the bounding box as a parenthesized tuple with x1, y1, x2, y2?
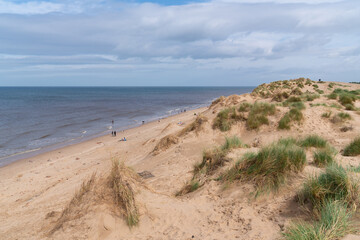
(1, 79, 360, 240)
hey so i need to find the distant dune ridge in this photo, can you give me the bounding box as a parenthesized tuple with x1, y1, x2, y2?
(1, 78, 360, 240)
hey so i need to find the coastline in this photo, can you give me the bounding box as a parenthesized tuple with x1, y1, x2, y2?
(1, 80, 360, 239)
(0, 103, 210, 168)
(0, 106, 208, 177)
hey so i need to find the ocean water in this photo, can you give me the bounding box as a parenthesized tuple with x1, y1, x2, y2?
(0, 86, 253, 166)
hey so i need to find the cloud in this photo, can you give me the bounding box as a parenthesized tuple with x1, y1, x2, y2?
(0, 0, 359, 85)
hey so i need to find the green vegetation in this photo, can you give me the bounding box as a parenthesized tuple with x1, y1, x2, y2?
(313, 84, 319, 88)
(214, 102, 276, 131)
(298, 164, 359, 212)
(299, 135, 327, 148)
(328, 92, 338, 99)
(338, 112, 352, 120)
(329, 103, 342, 109)
(222, 139, 306, 195)
(177, 136, 246, 195)
(349, 165, 360, 173)
(332, 88, 360, 107)
(176, 180, 201, 196)
(291, 88, 303, 95)
(286, 96, 302, 103)
(328, 83, 335, 88)
(321, 111, 332, 118)
(246, 102, 276, 130)
(313, 147, 336, 167)
(213, 107, 244, 131)
(343, 137, 360, 156)
(272, 92, 289, 102)
(315, 89, 324, 94)
(303, 93, 319, 101)
(289, 102, 305, 110)
(284, 201, 355, 240)
(330, 112, 352, 124)
(238, 102, 252, 112)
(278, 108, 303, 130)
(344, 104, 356, 111)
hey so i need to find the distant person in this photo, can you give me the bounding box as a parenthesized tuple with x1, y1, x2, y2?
(111, 131, 114, 136)
(142, 120, 145, 124)
(114, 131, 117, 136)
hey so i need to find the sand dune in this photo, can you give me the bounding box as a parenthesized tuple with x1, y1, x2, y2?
(1, 79, 360, 240)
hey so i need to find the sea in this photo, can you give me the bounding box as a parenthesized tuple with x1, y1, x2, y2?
(0, 86, 254, 167)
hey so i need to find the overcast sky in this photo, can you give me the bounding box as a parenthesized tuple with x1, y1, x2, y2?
(0, 0, 359, 86)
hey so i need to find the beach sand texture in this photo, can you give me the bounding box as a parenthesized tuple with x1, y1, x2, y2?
(1, 79, 360, 240)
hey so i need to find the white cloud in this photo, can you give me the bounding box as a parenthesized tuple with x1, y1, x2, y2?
(0, 0, 359, 85)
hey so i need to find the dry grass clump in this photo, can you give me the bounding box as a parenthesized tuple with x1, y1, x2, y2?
(177, 136, 246, 196)
(246, 102, 276, 130)
(343, 137, 360, 156)
(210, 96, 225, 107)
(49, 173, 96, 235)
(298, 164, 359, 213)
(109, 160, 139, 227)
(179, 115, 208, 136)
(152, 134, 179, 155)
(284, 200, 355, 240)
(222, 139, 306, 195)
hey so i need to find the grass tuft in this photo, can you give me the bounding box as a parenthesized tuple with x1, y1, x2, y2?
(178, 136, 246, 195)
(246, 102, 276, 130)
(213, 107, 244, 131)
(109, 160, 139, 227)
(222, 139, 306, 195)
(284, 201, 355, 240)
(313, 146, 336, 167)
(343, 137, 360, 156)
(298, 164, 359, 212)
(300, 135, 327, 148)
(321, 111, 332, 118)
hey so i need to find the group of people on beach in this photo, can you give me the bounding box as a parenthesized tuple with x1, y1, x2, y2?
(111, 120, 126, 141)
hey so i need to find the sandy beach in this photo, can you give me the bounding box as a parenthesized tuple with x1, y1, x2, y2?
(1, 79, 360, 240)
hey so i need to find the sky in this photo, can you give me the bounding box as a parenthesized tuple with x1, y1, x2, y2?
(0, 0, 359, 86)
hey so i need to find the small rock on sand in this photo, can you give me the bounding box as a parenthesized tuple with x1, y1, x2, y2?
(138, 171, 155, 179)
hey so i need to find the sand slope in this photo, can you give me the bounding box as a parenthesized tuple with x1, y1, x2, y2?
(1, 80, 360, 240)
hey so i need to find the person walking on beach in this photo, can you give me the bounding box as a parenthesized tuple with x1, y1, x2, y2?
(114, 131, 117, 137)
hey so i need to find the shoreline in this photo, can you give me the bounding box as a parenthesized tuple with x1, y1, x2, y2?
(0, 102, 210, 168)
(0, 106, 208, 175)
